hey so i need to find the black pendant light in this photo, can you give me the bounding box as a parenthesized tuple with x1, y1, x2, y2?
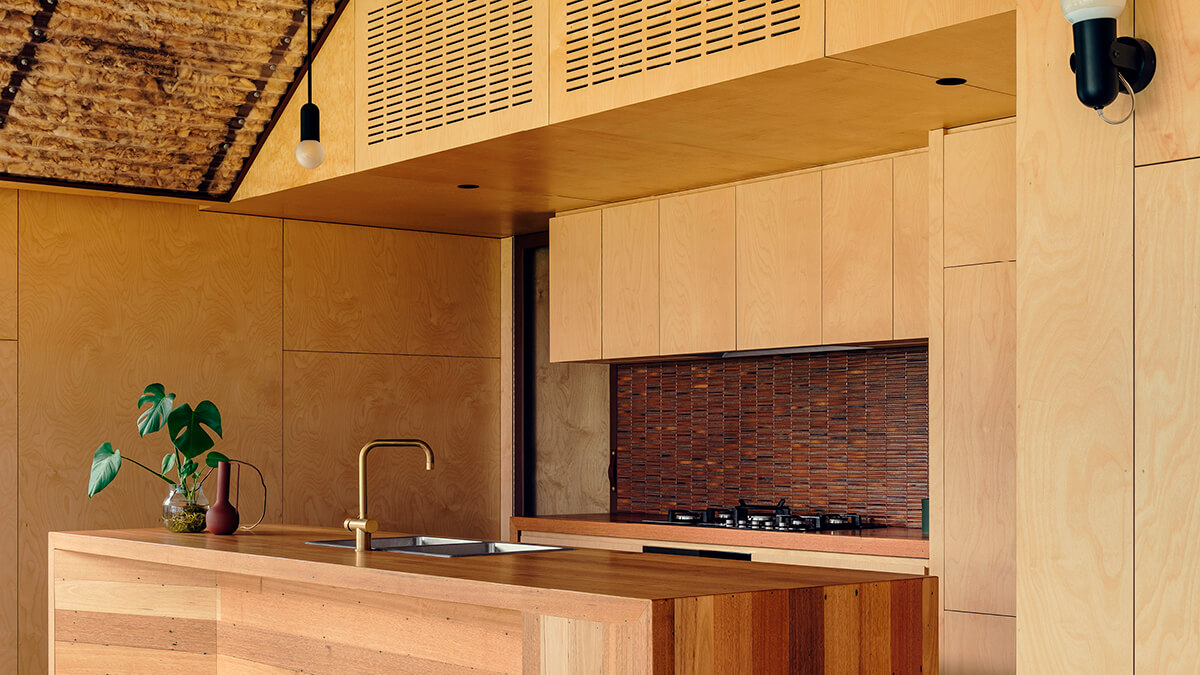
(295, 0, 325, 168)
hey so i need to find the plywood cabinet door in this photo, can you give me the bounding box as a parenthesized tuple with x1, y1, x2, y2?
(1136, 0, 1200, 165)
(944, 261, 1016, 616)
(944, 611, 1016, 675)
(659, 188, 736, 355)
(893, 153, 930, 340)
(735, 173, 822, 350)
(603, 201, 660, 359)
(549, 211, 602, 362)
(944, 122, 1016, 267)
(822, 159, 893, 344)
(1135, 159, 1200, 672)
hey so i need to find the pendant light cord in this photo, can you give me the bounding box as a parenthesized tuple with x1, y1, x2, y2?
(305, 0, 313, 104)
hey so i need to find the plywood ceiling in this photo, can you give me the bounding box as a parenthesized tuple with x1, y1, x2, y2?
(0, 0, 341, 198)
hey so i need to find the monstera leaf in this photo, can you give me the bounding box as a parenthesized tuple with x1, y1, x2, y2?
(167, 400, 223, 460)
(88, 442, 122, 497)
(137, 384, 175, 436)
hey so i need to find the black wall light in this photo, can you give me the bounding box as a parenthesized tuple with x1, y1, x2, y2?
(295, 0, 325, 169)
(1063, 0, 1155, 123)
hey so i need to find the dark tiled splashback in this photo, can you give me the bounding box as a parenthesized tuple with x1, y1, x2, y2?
(614, 346, 929, 528)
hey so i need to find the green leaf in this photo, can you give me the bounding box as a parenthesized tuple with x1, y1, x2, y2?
(194, 401, 222, 438)
(136, 384, 175, 437)
(160, 452, 176, 476)
(167, 401, 222, 460)
(179, 459, 198, 480)
(205, 450, 229, 468)
(88, 442, 121, 497)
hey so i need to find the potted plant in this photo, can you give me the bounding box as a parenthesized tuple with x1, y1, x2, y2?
(88, 383, 229, 533)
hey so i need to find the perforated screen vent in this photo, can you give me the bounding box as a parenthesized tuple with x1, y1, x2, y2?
(365, 0, 536, 145)
(563, 0, 808, 92)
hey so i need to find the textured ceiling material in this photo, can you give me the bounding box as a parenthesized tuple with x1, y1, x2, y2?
(0, 0, 340, 198)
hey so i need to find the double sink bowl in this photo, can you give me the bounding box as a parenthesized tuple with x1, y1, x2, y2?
(307, 535, 567, 558)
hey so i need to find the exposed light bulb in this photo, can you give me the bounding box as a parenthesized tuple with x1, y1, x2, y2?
(295, 139, 325, 169)
(1060, 0, 1125, 24)
(296, 101, 323, 169)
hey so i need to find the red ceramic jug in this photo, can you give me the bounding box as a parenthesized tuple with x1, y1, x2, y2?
(206, 461, 240, 535)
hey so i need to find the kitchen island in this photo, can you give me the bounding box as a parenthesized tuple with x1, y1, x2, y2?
(49, 526, 937, 674)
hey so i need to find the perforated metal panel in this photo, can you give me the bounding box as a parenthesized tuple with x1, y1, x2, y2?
(364, 0, 536, 145)
(562, 0, 810, 92)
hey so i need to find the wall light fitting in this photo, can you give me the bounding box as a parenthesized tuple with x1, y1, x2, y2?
(1062, 0, 1155, 123)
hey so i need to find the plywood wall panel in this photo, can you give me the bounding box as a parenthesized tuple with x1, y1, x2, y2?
(822, 159, 893, 344)
(735, 173, 822, 350)
(1135, 0, 1200, 165)
(283, 351, 500, 540)
(893, 152, 930, 340)
(17, 192, 284, 674)
(1015, 1, 1134, 671)
(549, 211, 602, 362)
(0, 342, 15, 675)
(233, 0, 357, 201)
(659, 188, 736, 355)
(944, 122, 1016, 267)
(1134, 158, 1200, 674)
(0, 189, 14, 340)
(825, 0, 1014, 55)
(944, 611, 1015, 675)
(284, 219, 500, 358)
(602, 201, 659, 359)
(532, 248, 610, 516)
(943, 262, 1016, 616)
(500, 237, 515, 540)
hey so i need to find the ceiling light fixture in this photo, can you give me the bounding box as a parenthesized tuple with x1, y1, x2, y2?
(1062, 0, 1155, 124)
(295, 0, 325, 169)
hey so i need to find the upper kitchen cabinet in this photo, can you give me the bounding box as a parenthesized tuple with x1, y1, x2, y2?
(548, 0, 823, 123)
(1137, 0, 1200, 165)
(603, 201, 660, 359)
(355, 0, 550, 171)
(549, 211, 602, 362)
(893, 152, 930, 340)
(659, 188, 737, 355)
(944, 121, 1016, 267)
(735, 173, 822, 350)
(822, 159, 894, 344)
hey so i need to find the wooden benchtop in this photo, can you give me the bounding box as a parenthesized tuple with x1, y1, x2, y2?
(50, 525, 926, 608)
(512, 513, 930, 559)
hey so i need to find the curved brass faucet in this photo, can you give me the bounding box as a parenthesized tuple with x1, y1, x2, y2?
(343, 439, 434, 551)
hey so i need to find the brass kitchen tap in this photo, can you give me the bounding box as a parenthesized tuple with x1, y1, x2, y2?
(343, 439, 435, 552)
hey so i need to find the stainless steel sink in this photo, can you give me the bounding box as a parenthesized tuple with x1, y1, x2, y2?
(306, 536, 568, 557)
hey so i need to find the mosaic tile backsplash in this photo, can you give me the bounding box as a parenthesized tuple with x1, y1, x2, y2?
(614, 345, 929, 528)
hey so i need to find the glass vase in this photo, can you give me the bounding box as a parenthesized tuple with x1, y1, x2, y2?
(162, 484, 209, 533)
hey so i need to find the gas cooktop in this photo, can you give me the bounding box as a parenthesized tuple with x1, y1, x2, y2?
(640, 499, 886, 533)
